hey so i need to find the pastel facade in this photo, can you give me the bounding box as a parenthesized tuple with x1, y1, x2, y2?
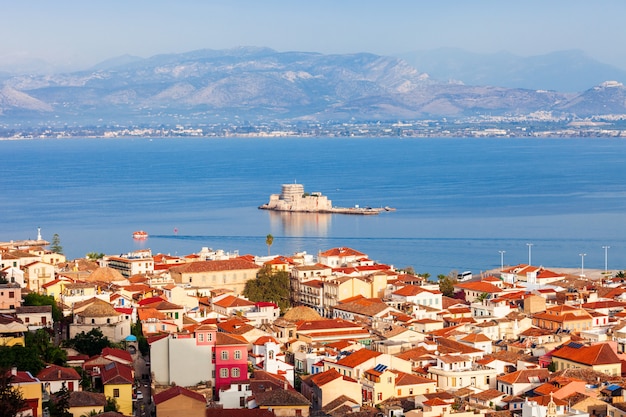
(428, 354, 497, 392)
(550, 342, 621, 375)
(101, 362, 134, 416)
(0, 283, 21, 311)
(9, 368, 43, 417)
(153, 386, 207, 417)
(23, 260, 55, 292)
(149, 326, 215, 387)
(70, 298, 132, 342)
(301, 368, 362, 411)
(214, 333, 249, 396)
(169, 258, 261, 296)
(100, 249, 154, 278)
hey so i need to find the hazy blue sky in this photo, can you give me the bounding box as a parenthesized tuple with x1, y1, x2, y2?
(2, 0, 625, 70)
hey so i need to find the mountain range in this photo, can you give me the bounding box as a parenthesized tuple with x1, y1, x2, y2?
(1, 47, 625, 126)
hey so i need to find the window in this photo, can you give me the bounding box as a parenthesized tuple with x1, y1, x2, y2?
(113, 388, 120, 398)
(208, 333, 213, 341)
(8, 292, 14, 298)
(220, 368, 228, 378)
(234, 350, 241, 360)
(198, 333, 204, 342)
(221, 351, 229, 360)
(232, 368, 240, 378)
(377, 393, 382, 401)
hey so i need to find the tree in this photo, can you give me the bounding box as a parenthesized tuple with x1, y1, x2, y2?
(438, 274, 458, 298)
(85, 252, 105, 261)
(104, 397, 119, 412)
(0, 368, 27, 417)
(474, 292, 490, 303)
(67, 329, 112, 357)
(51, 233, 63, 254)
(265, 234, 274, 256)
(25, 329, 67, 366)
(0, 345, 45, 376)
(243, 265, 291, 312)
(23, 293, 62, 322)
(402, 266, 416, 275)
(131, 322, 149, 356)
(47, 383, 72, 417)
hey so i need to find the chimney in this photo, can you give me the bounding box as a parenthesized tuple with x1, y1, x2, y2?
(11, 367, 17, 376)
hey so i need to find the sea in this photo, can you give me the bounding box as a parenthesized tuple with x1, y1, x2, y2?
(2, 137, 626, 277)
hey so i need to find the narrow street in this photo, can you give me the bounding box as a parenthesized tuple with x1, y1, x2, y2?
(131, 346, 153, 417)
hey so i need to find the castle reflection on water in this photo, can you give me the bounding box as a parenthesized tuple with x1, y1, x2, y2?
(268, 210, 332, 237)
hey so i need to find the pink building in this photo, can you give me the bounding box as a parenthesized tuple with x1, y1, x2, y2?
(0, 283, 22, 312)
(214, 333, 249, 396)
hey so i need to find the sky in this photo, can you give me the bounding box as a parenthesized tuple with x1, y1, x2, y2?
(2, 0, 626, 71)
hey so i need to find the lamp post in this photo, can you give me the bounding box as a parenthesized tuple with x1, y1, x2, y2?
(579, 253, 586, 277)
(602, 246, 610, 273)
(526, 243, 533, 266)
(498, 250, 506, 270)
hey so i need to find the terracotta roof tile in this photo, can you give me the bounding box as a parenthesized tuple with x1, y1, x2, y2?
(335, 349, 381, 368)
(551, 342, 621, 366)
(153, 386, 206, 405)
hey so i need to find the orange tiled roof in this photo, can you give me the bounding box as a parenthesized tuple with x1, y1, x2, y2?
(213, 295, 256, 309)
(460, 333, 491, 343)
(169, 258, 261, 273)
(319, 247, 366, 257)
(153, 385, 206, 405)
(551, 342, 620, 366)
(455, 281, 503, 294)
(392, 285, 441, 297)
(306, 368, 344, 387)
(497, 368, 550, 385)
(335, 349, 381, 368)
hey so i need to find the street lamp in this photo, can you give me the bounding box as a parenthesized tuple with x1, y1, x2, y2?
(579, 253, 586, 277)
(498, 250, 506, 270)
(602, 246, 610, 273)
(526, 243, 533, 266)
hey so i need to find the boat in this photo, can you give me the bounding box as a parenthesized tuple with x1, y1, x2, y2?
(133, 230, 148, 240)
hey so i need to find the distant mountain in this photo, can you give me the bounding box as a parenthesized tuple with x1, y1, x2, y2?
(398, 48, 626, 92)
(1, 47, 625, 125)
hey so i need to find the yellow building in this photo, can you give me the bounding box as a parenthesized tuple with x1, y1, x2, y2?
(551, 342, 621, 375)
(102, 362, 134, 416)
(9, 368, 43, 417)
(363, 367, 436, 405)
(532, 304, 593, 332)
(153, 386, 206, 417)
(68, 391, 106, 417)
(169, 258, 261, 296)
(0, 316, 27, 346)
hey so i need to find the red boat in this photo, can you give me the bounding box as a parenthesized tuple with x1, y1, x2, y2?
(133, 230, 148, 240)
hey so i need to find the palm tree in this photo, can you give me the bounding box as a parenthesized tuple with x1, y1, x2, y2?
(265, 234, 274, 256)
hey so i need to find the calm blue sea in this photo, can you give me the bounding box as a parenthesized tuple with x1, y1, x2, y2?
(2, 137, 626, 276)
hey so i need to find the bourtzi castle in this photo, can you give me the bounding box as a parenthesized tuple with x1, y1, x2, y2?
(260, 183, 333, 212)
